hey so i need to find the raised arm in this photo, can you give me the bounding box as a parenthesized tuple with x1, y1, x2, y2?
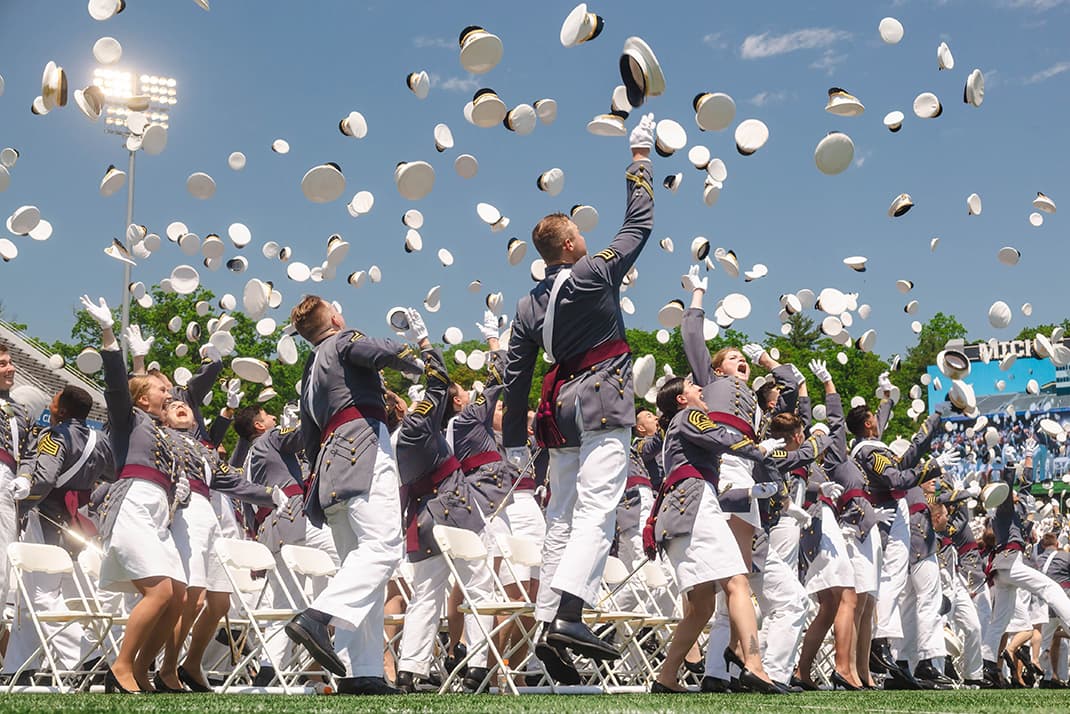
(681, 305, 715, 387)
(339, 330, 423, 374)
(502, 306, 539, 448)
(186, 350, 224, 407)
(585, 150, 655, 287)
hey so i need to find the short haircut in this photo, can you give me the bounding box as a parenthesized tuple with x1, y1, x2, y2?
(767, 412, 803, 441)
(291, 295, 332, 342)
(846, 405, 871, 439)
(57, 386, 93, 420)
(1041, 532, 1059, 549)
(532, 213, 572, 263)
(757, 381, 779, 405)
(233, 405, 266, 441)
(0, 344, 8, 356)
(710, 347, 742, 371)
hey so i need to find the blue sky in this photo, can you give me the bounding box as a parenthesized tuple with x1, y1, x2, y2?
(1, 0, 1069, 360)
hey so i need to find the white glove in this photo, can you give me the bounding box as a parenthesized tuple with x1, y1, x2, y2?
(402, 308, 428, 343)
(174, 476, 191, 503)
(784, 501, 812, 528)
(124, 325, 154, 358)
(841, 524, 862, 540)
(505, 446, 531, 471)
(936, 450, 961, 469)
(226, 383, 244, 410)
(742, 343, 766, 364)
(809, 359, 832, 384)
(758, 437, 785, 455)
(681, 264, 707, 293)
(407, 384, 425, 404)
(1024, 438, 1038, 459)
(271, 486, 289, 509)
(873, 507, 896, 526)
(819, 481, 844, 501)
(476, 309, 499, 341)
(878, 371, 893, 393)
(8, 476, 31, 501)
(966, 482, 981, 498)
(281, 403, 300, 430)
(80, 295, 114, 329)
(629, 112, 656, 151)
(750, 482, 779, 498)
(200, 343, 222, 363)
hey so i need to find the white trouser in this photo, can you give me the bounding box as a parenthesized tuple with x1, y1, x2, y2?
(756, 545, 809, 684)
(212, 491, 246, 541)
(875, 499, 910, 640)
(947, 572, 984, 680)
(974, 585, 996, 661)
(4, 512, 88, 673)
(535, 427, 628, 622)
(894, 554, 946, 668)
(263, 522, 340, 671)
(0, 463, 17, 607)
(768, 519, 800, 573)
(985, 552, 1070, 661)
(310, 423, 403, 678)
(397, 551, 495, 677)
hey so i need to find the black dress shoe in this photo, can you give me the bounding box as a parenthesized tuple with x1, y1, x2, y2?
(870, 638, 898, 674)
(337, 676, 400, 695)
(774, 680, 802, 694)
(177, 666, 212, 693)
(104, 667, 145, 694)
(700, 676, 729, 693)
(395, 671, 440, 694)
(1040, 678, 1067, 688)
(914, 659, 955, 689)
(738, 668, 783, 695)
(983, 659, 1007, 689)
(651, 680, 689, 693)
(546, 619, 620, 661)
(684, 657, 705, 674)
(791, 674, 819, 691)
(250, 665, 275, 688)
(284, 611, 346, 677)
(831, 671, 862, 691)
(461, 667, 490, 692)
(944, 658, 960, 683)
(534, 638, 581, 685)
(883, 668, 922, 690)
(444, 642, 468, 677)
(153, 672, 189, 693)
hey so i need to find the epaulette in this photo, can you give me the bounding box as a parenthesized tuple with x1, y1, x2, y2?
(350, 330, 366, 342)
(687, 410, 714, 433)
(413, 400, 433, 416)
(593, 247, 618, 262)
(771, 449, 788, 459)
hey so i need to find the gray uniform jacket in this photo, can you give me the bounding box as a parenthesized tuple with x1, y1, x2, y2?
(945, 497, 986, 595)
(853, 409, 941, 510)
(166, 427, 273, 507)
(905, 486, 936, 565)
(681, 307, 758, 425)
(991, 471, 1032, 565)
(172, 356, 223, 445)
(451, 350, 517, 517)
(651, 408, 777, 550)
(18, 418, 115, 549)
(634, 432, 664, 489)
(0, 389, 33, 468)
(246, 425, 310, 553)
(398, 347, 483, 562)
(299, 328, 421, 527)
(97, 348, 180, 542)
(615, 450, 651, 534)
(502, 158, 654, 449)
(821, 393, 879, 538)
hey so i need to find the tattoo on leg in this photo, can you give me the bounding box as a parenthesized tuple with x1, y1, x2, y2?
(748, 634, 760, 657)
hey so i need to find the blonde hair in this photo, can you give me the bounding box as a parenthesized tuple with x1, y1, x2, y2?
(711, 347, 743, 371)
(129, 374, 163, 409)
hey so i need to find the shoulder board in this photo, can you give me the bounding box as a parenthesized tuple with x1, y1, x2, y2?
(593, 247, 619, 262)
(218, 462, 231, 474)
(871, 452, 892, 475)
(474, 394, 486, 407)
(687, 410, 715, 433)
(413, 400, 434, 416)
(771, 449, 788, 459)
(279, 426, 297, 435)
(349, 330, 366, 342)
(37, 432, 61, 457)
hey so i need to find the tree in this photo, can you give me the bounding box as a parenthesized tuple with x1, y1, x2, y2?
(1013, 321, 1070, 342)
(884, 312, 968, 437)
(765, 313, 821, 352)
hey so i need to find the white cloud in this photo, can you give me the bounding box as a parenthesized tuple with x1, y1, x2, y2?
(413, 36, 453, 49)
(702, 32, 727, 50)
(854, 151, 872, 169)
(747, 90, 790, 107)
(740, 28, 849, 59)
(432, 74, 480, 93)
(1026, 61, 1070, 83)
(1004, 0, 1068, 10)
(810, 50, 847, 74)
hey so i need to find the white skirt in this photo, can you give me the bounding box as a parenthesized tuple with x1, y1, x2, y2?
(1007, 587, 1034, 632)
(666, 480, 747, 593)
(500, 491, 545, 584)
(845, 524, 881, 596)
(172, 492, 230, 592)
(805, 505, 856, 594)
(99, 479, 186, 592)
(719, 453, 761, 528)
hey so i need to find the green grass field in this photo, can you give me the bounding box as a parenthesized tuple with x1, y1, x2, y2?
(0, 691, 1068, 714)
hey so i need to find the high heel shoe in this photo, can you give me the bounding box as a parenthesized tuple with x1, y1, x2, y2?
(723, 647, 745, 671)
(738, 668, 783, 695)
(177, 666, 213, 693)
(830, 671, 862, 691)
(153, 672, 189, 694)
(104, 666, 145, 695)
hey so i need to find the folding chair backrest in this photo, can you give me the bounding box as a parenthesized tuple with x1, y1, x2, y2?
(8, 542, 73, 575)
(601, 555, 630, 586)
(640, 560, 668, 589)
(433, 525, 487, 562)
(216, 538, 276, 571)
(280, 544, 338, 579)
(504, 535, 542, 568)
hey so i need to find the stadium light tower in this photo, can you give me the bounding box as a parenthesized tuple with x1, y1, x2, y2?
(93, 68, 178, 357)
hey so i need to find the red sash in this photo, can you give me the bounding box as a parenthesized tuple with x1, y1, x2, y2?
(190, 478, 211, 499)
(403, 456, 462, 552)
(707, 411, 756, 441)
(460, 451, 501, 475)
(838, 488, 868, 510)
(119, 464, 172, 491)
(957, 541, 980, 557)
(642, 464, 717, 559)
(321, 404, 387, 445)
(0, 449, 15, 470)
(515, 476, 536, 491)
(254, 483, 306, 530)
(534, 339, 631, 448)
(626, 474, 653, 490)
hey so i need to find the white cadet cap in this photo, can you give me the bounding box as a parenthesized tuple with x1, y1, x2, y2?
(967, 193, 982, 215)
(937, 42, 955, 71)
(888, 193, 914, 217)
(339, 111, 368, 139)
(693, 92, 735, 132)
(619, 36, 665, 107)
(964, 69, 985, 108)
(988, 300, 1012, 328)
(458, 26, 503, 74)
(879, 17, 904, 44)
(913, 92, 942, 119)
(814, 132, 854, 175)
(394, 161, 435, 201)
(560, 4, 604, 48)
(825, 88, 864, 117)
(187, 172, 216, 199)
(407, 70, 430, 99)
(302, 162, 345, 203)
(734, 119, 769, 155)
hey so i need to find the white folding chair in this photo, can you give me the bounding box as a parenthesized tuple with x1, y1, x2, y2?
(585, 555, 650, 691)
(279, 544, 338, 608)
(212, 538, 310, 693)
(431, 526, 536, 695)
(5, 543, 112, 692)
